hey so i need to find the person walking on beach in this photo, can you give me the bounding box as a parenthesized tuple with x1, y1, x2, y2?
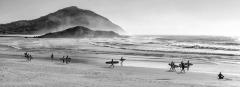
(61, 56, 65, 63)
(120, 57, 126, 66)
(51, 53, 54, 61)
(24, 52, 28, 57)
(24, 52, 29, 61)
(65, 55, 68, 64)
(187, 60, 190, 71)
(180, 61, 185, 73)
(29, 55, 33, 61)
(170, 61, 175, 71)
(110, 59, 115, 68)
(26, 54, 29, 61)
(66, 56, 71, 64)
(25, 53, 31, 61)
(218, 72, 224, 79)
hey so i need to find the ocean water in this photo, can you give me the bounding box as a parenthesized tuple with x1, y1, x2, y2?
(0, 35, 240, 76)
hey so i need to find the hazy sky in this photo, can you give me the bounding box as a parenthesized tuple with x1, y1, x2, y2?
(1, 0, 240, 36)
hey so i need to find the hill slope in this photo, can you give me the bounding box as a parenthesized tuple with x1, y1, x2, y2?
(37, 26, 120, 38)
(0, 6, 125, 35)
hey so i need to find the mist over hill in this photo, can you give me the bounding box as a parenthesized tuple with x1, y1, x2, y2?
(37, 26, 120, 38)
(0, 6, 125, 35)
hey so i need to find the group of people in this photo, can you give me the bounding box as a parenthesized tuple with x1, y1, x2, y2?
(24, 52, 72, 64)
(50, 53, 71, 64)
(169, 60, 192, 73)
(107, 57, 126, 68)
(24, 52, 226, 79)
(24, 52, 33, 61)
(50, 53, 72, 64)
(169, 60, 225, 79)
(59, 55, 71, 64)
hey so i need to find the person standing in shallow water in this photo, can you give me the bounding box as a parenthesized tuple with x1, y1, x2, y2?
(218, 72, 224, 79)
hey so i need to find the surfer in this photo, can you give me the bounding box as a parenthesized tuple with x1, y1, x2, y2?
(105, 59, 119, 68)
(66, 56, 69, 64)
(110, 59, 115, 68)
(61, 56, 65, 63)
(169, 61, 175, 71)
(51, 53, 54, 61)
(180, 61, 185, 73)
(120, 57, 126, 66)
(187, 60, 190, 71)
(66, 56, 71, 64)
(25, 53, 30, 61)
(29, 55, 33, 61)
(24, 52, 27, 57)
(218, 72, 224, 79)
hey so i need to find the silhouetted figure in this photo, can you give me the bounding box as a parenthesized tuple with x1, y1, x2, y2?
(169, 61, 176, 71)
(187, 60, 190, 71)
(29, 55, 33, 61)
(24, 52, 29, 60)
(51, 53, 54, 61)
(68, 58, 71, 63)
(61, 56, 65, 63)
(120, 57, 126, 66)
(110, 59, 115, 68)
(65, 56, 71, 64)
(218, 72, 224, 79)
(24, 52, 28, 57)
(180, 61, 185, 73)
(24, 52, 32, 61)
(105, 59, 119, 68)
(26, 55, 29, 61)
(66, 56, 69, 64)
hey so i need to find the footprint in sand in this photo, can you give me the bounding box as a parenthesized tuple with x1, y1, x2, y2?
(223, 78, 232, 81)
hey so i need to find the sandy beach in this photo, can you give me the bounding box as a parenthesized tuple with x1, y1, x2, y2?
(0, 55, 240, 87)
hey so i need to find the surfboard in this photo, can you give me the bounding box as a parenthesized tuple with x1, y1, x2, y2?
(120, 59, 126, 61)
(169, 63, 179, 67)
(184, 63, 193, 66)
(105, 61, 119, 64)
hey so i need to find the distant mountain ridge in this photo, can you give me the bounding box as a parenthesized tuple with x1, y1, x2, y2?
(0, 6, 125, 35)
(37, 26, 120, 38)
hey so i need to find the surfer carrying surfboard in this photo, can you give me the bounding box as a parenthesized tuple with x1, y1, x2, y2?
(110, 59, 115, 68)
(169, 61, 176, 71)
(187, 60, 190, 71)
(180, 61, 185, 73)
(105, 59, 119, 68)
(120, 57, 126, 66)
